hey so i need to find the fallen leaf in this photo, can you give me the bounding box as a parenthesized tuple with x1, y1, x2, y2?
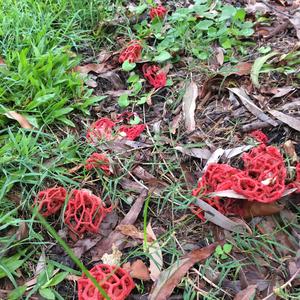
(290, 12, 300, 40)
(182, 81, 198, 132)
(91, 190, 148, 261)
(0, 57, 5, 65)
(203, 148, 225, 172)
(245, 3, 271, 14)
(175, 146, 212, 160)
(15, 222, 29, 241)
(229, 88, 278, 126)
(223, 145, 254, 159)
(216, 47, 224, 66)
(147, 223, 163, 282)
(117, 224, 153, 242)
(4, 111, 33, 129)
(209, 190, 246, 199)
(85, 78, 98, 88)
(233, 284, 257, 300)
(243, 201, 283, 218)
(123, 259, 151, 281)
(271, 87, 295, 99)
(194, 199, 248, 233)
(269, 110, 300, 132)
(149, 243, 218, 300)
(170, 113, 182, 134)
(73, 63, 109, 75)
(283, 140, 298, 163)
(101, 244, 123, 266)
(68, 164, 84, 174)
(219, 62, 252, 76)
(251, 52, 278, 88)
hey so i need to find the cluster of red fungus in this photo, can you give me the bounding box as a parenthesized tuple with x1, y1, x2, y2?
(78, 264, 135, 300)
(85, 153, 111, 175)
(118, 5, 168, 89)
(192, 131, 299, 220)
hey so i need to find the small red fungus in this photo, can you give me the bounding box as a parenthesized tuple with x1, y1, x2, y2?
(118, 124, 146, 141)
(86, 118, 116, 143)
(85, 153, 111, 175)
(249, 130, 268, 144)
(36, 187, 67, 217)
(119, 40, 142, 64)
(78, 264, 135, 300)
(150, 5, 167, 20)
(64, 190, 111, 235)
(142, 64, 167, 88)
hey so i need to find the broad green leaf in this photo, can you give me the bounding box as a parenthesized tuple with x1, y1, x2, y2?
(27, 94, 56, 110)
(8, 285, 27, 300)
(215, 245, 223, 256)
(137, 96, 147, 105)
(129, 116, 141, 125)
(153, 51, 172, 62)
(223, 243, 233, 254)
(251, 52, 278, 87)
(42, 272, 68, 288)
(219, 5, 237, 21)
(0, 254, 24, 279)
(118, 94, 129, 107)
(195, 20, 214, 30)
(127, 74, 140, 83)
(122, 60, 136, 72)
(39, 288, 55, 300)
(129, 3, 148, 15)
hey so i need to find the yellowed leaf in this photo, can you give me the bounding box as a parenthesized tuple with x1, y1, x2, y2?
(5, 111, 33, 129)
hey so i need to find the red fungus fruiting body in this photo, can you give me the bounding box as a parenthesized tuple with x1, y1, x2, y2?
(86, 118, 116, 143)
(118, 124, 146, 141)
(249, 130, 268, 144)
(119, 40, 142, 64)
(64, 190, 111, 235)
(85, 153, 111, 175)
(150, 5, 167, 20)
(142, 64, 167, 88)
(78, 264, 135, 300)
(36, 187, 67, 217)
(191, 144, 287, 219)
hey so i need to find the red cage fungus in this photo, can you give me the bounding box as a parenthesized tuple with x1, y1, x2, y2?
(142, 64, 167, 89)
(64, 190, 111, 235)
(78, 264, 135, 300)
(119, 40, 142, 64)
(150, 5, 167, 20)
(86, 118, 116, 143)
(192, 144, 287, 220)
(249, 130, 268, 144)
(85, 153, 111, 175)
(118, 124, 146, 141)
(35, 187, 67, 217)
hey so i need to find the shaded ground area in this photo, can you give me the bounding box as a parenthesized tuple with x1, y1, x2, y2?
(0, 1, 300, 299)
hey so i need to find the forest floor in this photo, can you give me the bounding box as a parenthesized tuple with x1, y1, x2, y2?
(0, 0, 300, 299)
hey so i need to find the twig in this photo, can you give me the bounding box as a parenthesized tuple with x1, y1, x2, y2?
(262, 267, 300, 300)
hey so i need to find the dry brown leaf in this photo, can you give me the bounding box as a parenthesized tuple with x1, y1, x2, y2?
(73, 63, 108, 75)
(68, 164, 84, 174)
(5, 111, 33, 129)
(229, 88, 278, 126)
(209, 190, 246, 199)
(182, 81, 198, 132)
(147, 223, 163, 282)
(223, 145, 254, 159)
(233, 285, 257, 300)
(194, 199, 248, 233)
(85, 78, 98, 88)
(15, 222, 29, 241)
(243, 201, 283, 218)
(216, 47, 224, 66)
(269, 110, 300, 132)
(203, 148, 225, 172)
(271, 87, 295, 99)
(283, 140, 298, 163)
(0, 57, 5, 65)
(149, 243, 219, 300)
(117, 224, 153, 242)
(220, 62, 252, 76)
(290, 12, 300, 40)
(175, 146, 212, 160)
(91, 190, 148, 261)
(170, 113, 182, 134)
(123, 259, 151, 281)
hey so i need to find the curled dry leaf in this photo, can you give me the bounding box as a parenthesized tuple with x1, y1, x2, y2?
(117, 224, 153, 242)
(170, 113, 182, 134)
(290, 12, 300, 40)
(73, 63, 109, 75)
(228, 88, 278, 126)
(243, 201, 284, 218)
(269, 110, 300, 132)
(233, 284, 257, 300)
(149, 243, 219, 300)
(283, 140, 298, 163)
(15, 222, 29, 241)
(182, 81, 198, 132)
(175, 146, 212, 160)
(147, 223, 163, 282)
(203, 148, 225, 172)
(122, 259, 151, 281)
(5, 111, 33, 129)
